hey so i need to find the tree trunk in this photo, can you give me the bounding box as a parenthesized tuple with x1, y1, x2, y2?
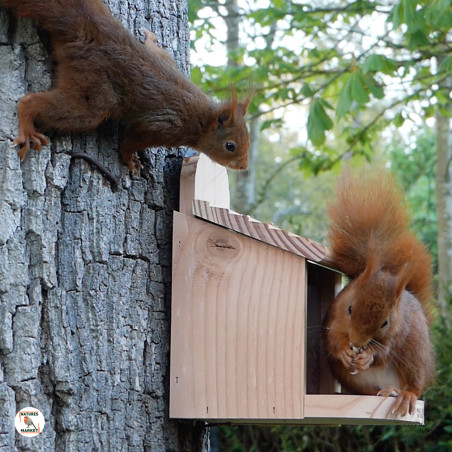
(223, 0, 257, 213)
(435, 108, 452, 319)
(435, 54, 452, 320)
(234, 117, 259, 213)
(0, 1, 205, 450)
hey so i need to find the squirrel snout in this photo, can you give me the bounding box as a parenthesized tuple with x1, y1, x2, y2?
(349, 330, 369, 352)
(228, 159, 248, 171)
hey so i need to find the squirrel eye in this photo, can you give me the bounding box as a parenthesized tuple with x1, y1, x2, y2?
(381, 320, 388, 328)
(225, 141, 236, 152)
(348, 305, 352, 315)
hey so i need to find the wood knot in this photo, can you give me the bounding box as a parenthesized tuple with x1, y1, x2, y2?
(208, 238, 235, 251)
(205, 235, 241, 259)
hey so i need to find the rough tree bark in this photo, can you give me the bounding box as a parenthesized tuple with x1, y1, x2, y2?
(435, 55, 452, 321)
(0, 0, 205, 450)
(436, 110, 452, 319)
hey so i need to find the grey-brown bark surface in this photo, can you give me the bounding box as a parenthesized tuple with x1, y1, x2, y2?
(435, 54, 452, 322)
(0, 1, 203, 450)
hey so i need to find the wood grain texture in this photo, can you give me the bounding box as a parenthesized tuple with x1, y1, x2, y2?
(304, 395, 424, 425)
(198, 396, 424, 425)
(178, 155, 198, 216)
(170, 212, 306, 420)
(193, 199, 336, 267)
(179, 154, 230, 216)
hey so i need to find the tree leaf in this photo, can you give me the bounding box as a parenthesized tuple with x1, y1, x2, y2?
(301, 83, 314, 97)
(308, 98, 333, 146)
(439, 55, 452, 73)
(362, 54, 397, 75)
(336, 75, 353, 118)
(350, 72, 369, 104)
(393, 112, 405, 127)
(361, 72, 384, 99)
(190, 66, 203, 85)
(426, 0, 452, 28)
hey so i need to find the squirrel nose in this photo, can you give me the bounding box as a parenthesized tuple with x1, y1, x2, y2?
(350, 345, 361, 354)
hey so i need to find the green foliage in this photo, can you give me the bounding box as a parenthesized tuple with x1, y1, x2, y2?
(361, 55, 398, 76)
(307, 99, 333, 146)
(336, 70, 384, 119)
(189, 0, 452, 174)
(389, 128, 438, 267)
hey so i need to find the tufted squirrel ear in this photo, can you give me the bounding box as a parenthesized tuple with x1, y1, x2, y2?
(237, 90, 253, 117)
(215, 87, 253, 126)
(393, 262, 411, 300)
(216, 108, 233, 127)
(216, 89, 237, 127)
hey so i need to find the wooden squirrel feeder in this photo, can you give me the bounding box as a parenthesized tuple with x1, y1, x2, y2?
(170, 154, 424, 425)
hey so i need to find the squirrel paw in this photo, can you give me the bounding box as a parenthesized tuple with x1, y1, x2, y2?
(14, 130, 49, 160)
(339, 348, 357, 370)
(353, 348, 374, 371)
(127, 153, 143, 175)
(378, 387, 418, 418)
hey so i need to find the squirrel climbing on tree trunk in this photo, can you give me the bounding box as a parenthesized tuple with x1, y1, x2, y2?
(0, 0, 252, 174)
(323, 169, 435, 418)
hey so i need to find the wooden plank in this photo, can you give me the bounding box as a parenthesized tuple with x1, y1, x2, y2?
(194, 154, 230, 209)
(304, 395, 424, 425)
(171, 394, 424, 425)
(170, 212, 306, 420)
(179, 155, 198, 216)
(179, 154, 230, 216)
(193, 199, 336, 268)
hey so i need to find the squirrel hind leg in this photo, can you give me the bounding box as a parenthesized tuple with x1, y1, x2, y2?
(123, 151, 142, 175)
(119, 131, 147, 175)
(14, 89, 107, 160)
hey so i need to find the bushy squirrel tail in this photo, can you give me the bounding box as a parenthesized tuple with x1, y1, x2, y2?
(0, 0, 113, 40)
(328, 169, 434, 316)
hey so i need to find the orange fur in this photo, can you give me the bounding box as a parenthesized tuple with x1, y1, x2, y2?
(1, 0, 252, 173)
(324, 170, 435, 418)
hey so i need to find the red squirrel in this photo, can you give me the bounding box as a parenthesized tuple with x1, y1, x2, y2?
(0, 0, 252, 173)
(323, 170, 435, 418)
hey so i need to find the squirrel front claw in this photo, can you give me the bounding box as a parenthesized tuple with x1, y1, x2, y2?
(353, 348, 374, 371)
(128, 153, 143, 175)
(339, 347, 357, 370)
(14, 129, 49, 160)
(378, 387, 418, 418)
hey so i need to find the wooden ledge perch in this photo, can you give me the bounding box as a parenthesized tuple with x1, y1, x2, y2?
(170, 153, 424, 425)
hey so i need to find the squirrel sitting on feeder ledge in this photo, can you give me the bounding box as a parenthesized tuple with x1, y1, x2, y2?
(323, 170, 435, 418)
